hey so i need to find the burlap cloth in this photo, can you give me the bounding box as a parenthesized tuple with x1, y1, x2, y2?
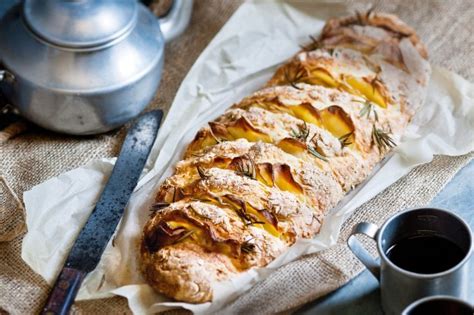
(0, 0, 473, 314)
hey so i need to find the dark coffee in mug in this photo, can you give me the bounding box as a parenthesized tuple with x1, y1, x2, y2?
(385, 234, 466, 274)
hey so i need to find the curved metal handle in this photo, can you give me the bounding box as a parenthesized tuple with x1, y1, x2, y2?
(155, 0, 193, 42)
(347, 222, 381, 281)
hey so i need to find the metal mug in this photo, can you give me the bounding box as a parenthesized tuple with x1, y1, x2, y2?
(347, 207, 473, 315)
(402, 295, 474, 315)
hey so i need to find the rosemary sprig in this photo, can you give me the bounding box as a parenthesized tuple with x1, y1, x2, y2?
(173, 187, 184, 202)
(371, 124, 396, 152)
(358, 100, 371, 116)
(307, 134, 329, 162)
(241, 239, 256, 254)
(151, 202, 170, 211)
(358, 100, 379, 121)
(355, 7, 374, 26)
(355, 7, 408, 39)
(355, 10, 364, 25)
(284, 66, 305, 90)
(290, 122, 310, 142)
(149, 202, 170, 217)
(188, 204, 201, 216)
(300, 35, 336, 55)
(235, 156, 256, 179)
(308, 145, 329, 162)
(191, 152, 206, 158)
(301, 35, 321, 52)
(173, 230, 195, 244)
(209, 126, 224, 144)
(197, 165, 210, 179)
(370, 76, 382, 95)
(339, 132, 353, 149)
(236, 208, 264, 226)
(366, 6, 375, 19)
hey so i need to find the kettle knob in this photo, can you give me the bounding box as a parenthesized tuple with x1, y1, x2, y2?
(23, 0, 138, 48)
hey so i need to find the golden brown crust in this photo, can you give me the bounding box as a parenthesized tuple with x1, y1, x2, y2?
(140, 11, 431, 303)
(321, 11, 428, 60)
(140, 200, 288, 302)
(140, 242, 237, 303)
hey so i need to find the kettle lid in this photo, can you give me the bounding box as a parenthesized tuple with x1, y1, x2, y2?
(23, 0, 138, 48)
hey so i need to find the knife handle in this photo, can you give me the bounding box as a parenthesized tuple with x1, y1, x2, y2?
(41, 267, 86, 315)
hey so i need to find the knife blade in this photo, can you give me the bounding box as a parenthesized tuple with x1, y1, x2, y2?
(41, 110, 163, 315)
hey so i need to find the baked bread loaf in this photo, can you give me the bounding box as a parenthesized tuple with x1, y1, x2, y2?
(140, 11, 430, 303)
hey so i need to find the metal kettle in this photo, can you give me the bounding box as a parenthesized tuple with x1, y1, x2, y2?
(0, 0, 191, 135)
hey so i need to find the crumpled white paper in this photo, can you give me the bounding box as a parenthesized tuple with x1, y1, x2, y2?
(22, 1, 474, 314)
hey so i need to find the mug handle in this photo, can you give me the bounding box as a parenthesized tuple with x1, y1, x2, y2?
(347, 222, 381, 281)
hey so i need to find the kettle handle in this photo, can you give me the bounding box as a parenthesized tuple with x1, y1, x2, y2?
(152, 0, 193, 42)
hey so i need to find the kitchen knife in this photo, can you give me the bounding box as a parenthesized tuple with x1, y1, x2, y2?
(41, 110, 163, 315)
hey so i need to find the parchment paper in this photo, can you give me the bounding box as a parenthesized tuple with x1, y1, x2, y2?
(22, 1, 474, 314)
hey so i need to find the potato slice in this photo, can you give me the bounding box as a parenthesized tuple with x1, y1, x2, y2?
(307, 68, 339, 88)
(290, 102, 322, 126)
(186, 129, 219, 155)
(220, 195, 281, 238)
(256, 163, 274, 187)
(226, 117, 273, 143)
(319, 105, 355, 139)
(245, 203, 280, 238)
(167, 221, 195, 230)
(165, 220, 235, 256)
(277, 138, 308, 157)
(253, 162, 304, 196)
(344, 75, 388, 108)
(249, 100, 293, 115)
(272, 164, 304, 195)
(209, 121, 231, 140)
